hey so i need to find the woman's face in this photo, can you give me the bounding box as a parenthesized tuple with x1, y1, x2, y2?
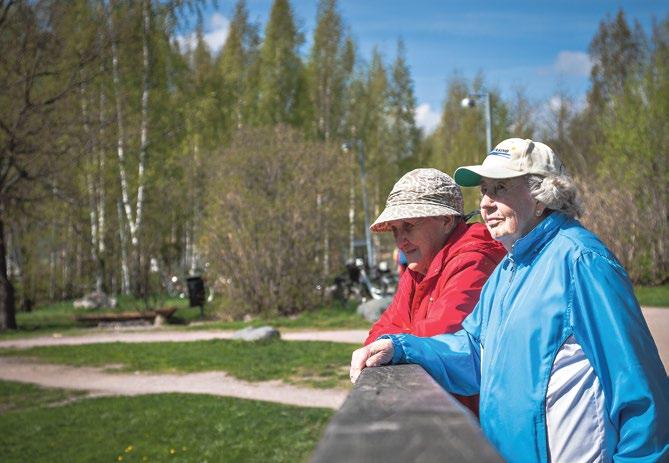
(479, 177, 544, 251)
(388, 216, 452, 274)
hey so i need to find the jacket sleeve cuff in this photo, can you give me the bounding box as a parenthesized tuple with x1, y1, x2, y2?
(378, 334, 407, 364)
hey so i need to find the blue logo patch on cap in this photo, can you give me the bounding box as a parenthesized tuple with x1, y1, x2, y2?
(488, 148, 511, 159)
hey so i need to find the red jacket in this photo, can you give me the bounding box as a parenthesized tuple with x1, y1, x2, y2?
(365, 221, 506, 415)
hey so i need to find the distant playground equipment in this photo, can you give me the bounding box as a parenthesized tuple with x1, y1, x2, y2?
(331, 257, 397, 304)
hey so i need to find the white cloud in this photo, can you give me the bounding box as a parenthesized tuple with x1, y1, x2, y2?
(553, 51, 592, 76)
(205, 13, 230, 51)
(548, 95, 566, 112)
(176, 13, 230, 53)
(415, 103, 441, 135)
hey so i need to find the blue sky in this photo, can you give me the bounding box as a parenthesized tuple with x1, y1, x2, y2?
(185, 0, 669, 133)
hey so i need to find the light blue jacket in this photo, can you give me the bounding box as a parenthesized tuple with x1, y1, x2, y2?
(385, 212, 669, 462)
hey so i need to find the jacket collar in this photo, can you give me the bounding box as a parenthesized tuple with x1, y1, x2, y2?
(509, 212, 569, 263)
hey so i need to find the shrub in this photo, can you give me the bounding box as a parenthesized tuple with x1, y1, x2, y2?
(201, 126, 347, 318)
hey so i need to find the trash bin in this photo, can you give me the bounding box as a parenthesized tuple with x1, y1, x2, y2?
(186, 276, 206, 308)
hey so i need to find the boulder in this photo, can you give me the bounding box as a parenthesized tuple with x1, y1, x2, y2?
(73, 291, 118, 310)
(233, 326, 281, 342)
(356, 296, 394, 322)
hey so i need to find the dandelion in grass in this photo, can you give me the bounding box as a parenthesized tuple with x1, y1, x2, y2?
(125, 445, 134, 453)
(170, 448, 176, 455)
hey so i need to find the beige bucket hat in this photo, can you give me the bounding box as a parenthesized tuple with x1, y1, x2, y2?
(370, 168, 464, 232)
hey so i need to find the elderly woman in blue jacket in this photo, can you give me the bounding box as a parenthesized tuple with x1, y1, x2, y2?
(350, 138, 668, 462)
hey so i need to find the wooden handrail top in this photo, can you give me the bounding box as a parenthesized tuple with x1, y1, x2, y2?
(311, 364, 502, 463)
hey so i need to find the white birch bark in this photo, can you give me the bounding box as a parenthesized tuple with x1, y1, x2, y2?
(96, 67, 107, 290)
(80, 81, 106, 293)
(108, 0, 131, 293)
(108, 0, 152, 293)
(117, 201, 130, 294)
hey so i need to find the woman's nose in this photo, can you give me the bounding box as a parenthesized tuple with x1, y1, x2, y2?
(394, 231, 406, 246)
(480, 193, 494, 209)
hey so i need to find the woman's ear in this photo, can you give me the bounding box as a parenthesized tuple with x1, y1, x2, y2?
(442, 215, 456, 233)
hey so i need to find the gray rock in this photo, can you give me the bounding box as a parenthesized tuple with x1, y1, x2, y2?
(356, 296, 394, 322)
(73, 291, 118, 310)
(233, 326, 281, 342)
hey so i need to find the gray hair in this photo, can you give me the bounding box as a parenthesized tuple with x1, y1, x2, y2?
(526, 174, 583, 218)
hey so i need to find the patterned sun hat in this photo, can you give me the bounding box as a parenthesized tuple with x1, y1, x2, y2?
(370, 168, 464, 232)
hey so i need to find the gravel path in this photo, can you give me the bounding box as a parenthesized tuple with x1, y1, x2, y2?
(0, 329, 368, 350)
(0, 308, 665, 410)
(0, 357, 346, 409)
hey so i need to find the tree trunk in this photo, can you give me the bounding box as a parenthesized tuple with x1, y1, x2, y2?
(0, 214, 17, 330)
(109, 0, 152, 296)
(117, 201, 130, 294)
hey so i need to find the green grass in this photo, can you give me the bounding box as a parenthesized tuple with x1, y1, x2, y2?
(194, 301, 371, 331)
(0, 380, 87, 414)
(1, 296, 204, 339)
(0, 339, 356, 389)
(635, 284, 669, 307)
(2, 296, 370, 340)
(0, 381, 332, 463)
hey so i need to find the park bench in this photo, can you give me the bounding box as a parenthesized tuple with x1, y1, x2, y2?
(311, 364, 502, 463)
(74, 307, 177, 326)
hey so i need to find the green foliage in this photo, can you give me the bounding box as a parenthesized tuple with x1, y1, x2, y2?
(307, 0, 353, 142)
(577, 14, 669, 284)
(256, 0, 304, 125)
(387, 39, 420, 165)
(635, 284, 669, 307)
(0, 389, 332, 462)
(215, 0, 261, 135)
(423, 74, 510, 213)
(1, 338, 356, 389)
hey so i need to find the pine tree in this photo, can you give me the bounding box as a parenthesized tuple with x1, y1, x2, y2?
(215, 0, 260, 134)
(387, 39, 420, 167)
(256, 0, 303, 126)
(307, 0, 353, 141)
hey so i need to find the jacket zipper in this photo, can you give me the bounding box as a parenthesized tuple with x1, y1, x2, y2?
(482, 257, 517, 395)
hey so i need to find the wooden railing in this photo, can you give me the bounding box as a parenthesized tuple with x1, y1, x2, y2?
(310, 364, 503, 463)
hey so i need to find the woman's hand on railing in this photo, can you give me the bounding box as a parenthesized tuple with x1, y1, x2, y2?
(350, 339, 395, 383)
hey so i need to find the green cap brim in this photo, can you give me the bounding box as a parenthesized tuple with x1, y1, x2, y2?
(454, 167, 482, 187)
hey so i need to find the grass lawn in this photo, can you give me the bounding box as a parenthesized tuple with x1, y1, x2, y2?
(0, 339, 356, 389)
(0, 380, 87, 414)
(193, 301, 371, 331)
(0, 381, 331, 463)
(2, 297, 370, 340)
(1, 296, 194, 339)
(635, 284, 669, 308)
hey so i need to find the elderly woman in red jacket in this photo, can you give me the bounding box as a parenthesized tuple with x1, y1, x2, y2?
(365, 168, 505, 414)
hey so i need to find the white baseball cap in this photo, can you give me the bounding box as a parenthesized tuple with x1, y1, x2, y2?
(454, 138, 566, 187)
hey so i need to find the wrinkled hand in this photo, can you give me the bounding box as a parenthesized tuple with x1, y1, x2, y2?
(349, 339, 394, 383)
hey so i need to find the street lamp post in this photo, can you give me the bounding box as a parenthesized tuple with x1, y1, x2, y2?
(355, 140, 375, 268)
(461, 92, 492, 153)
(342, 140, 375, 269)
